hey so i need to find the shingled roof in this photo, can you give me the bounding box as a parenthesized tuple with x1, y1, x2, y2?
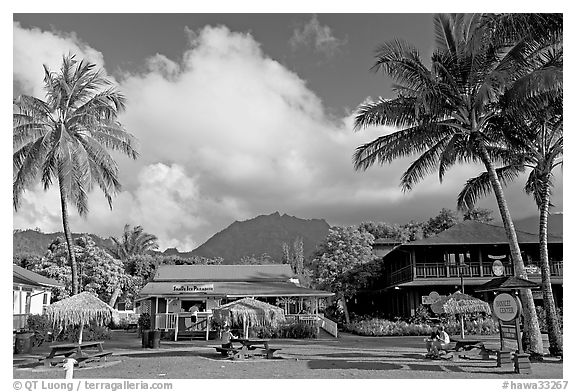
(152, 264, 295, 282)
(13, 264, 63, 288)
(406, 220, 562, 246)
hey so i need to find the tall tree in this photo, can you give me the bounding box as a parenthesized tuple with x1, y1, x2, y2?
(353, 14, 560, 354)
(458, 100, 563, 355)
(457, 13, 563, 355)
(109, 224, 159, 306)
(109, 224, 159, 260)
(312, 226, 375, 324)
(13, 55, 138, 295)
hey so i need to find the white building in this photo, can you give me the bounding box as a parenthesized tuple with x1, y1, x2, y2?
(13, 264, 63, 331)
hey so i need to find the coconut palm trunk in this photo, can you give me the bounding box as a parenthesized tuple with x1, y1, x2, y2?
(108, 285, 122, 308)
(538, 178, 562, 355)
(340, 294, 351, 325)
(478, 146, 543, 355)
(58, 172, 79, 295)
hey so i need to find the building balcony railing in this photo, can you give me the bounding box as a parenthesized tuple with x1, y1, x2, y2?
(385, 261, 562, 287)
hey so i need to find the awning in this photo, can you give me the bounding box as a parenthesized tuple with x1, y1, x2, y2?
(475, 276, 540, 292)
(138, 280, 334, 299)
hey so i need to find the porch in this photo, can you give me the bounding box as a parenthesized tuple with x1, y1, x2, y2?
(154, 311, 339, 340)
(386, 261, 563, 287)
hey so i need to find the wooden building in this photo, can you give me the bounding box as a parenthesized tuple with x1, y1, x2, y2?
(136, 264, 336, 339)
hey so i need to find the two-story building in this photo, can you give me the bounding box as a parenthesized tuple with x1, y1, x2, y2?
(363, 216, 563, 318)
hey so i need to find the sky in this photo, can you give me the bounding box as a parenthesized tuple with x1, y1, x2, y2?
(12, 13, 564, 251)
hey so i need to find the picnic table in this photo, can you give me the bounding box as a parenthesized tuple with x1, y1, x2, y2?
(215, 338, 280, 360)
(452, 338, 485, 351)
(450, 338, 492, 360)
(42, 341, 112, 367)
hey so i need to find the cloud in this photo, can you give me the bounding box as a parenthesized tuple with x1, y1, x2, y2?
(12, 22, 562, 252)
(13, 22, 110, 98)
(289, 15, 347, 57)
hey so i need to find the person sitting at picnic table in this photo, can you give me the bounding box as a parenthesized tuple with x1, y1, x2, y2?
(425, 326, 450, 357)
(221, 325, 237, 349)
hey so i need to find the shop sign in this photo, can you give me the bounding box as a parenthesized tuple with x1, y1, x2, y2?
(493, 293, 521, 322)
(422, 291, 441, 305)
(492, 260, 504, 276)
(525, 265, 541, 275)
(172, 284, 214, 293)
(500, 322, 518, 340)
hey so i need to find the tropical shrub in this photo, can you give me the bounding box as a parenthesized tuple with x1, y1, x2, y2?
(26, 314, 53, 346)
(346, 315, 498, 337)
(252, 322, 318, 339)
(536, 306, 563, 333)
(58, 322, 111, 342)
(137, 313, 151, 331)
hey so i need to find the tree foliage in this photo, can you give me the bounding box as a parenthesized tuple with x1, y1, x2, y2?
(312, 227, 375, 300)
(13, 55, 139, 295)
(27, 236, 132, 303)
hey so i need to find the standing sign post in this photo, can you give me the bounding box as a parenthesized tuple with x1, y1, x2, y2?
(492, 292, 531, 374)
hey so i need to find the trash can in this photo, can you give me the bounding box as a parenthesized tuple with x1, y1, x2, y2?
(14, 333, 34, 354)
(150, 330, 161, 349)
(141, 329, 151, 348)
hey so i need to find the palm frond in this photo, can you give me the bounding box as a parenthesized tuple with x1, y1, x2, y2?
(457, 165, 523, 210)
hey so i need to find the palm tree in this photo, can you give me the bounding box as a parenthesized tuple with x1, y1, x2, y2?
(458, 99, 563, 355)
(352, 14, 559, 354)
(108, 224, 159, 307)
(457, 14, 563, 355)
(13, 55, 138, 295)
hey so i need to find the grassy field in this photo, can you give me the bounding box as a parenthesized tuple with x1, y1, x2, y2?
(13, 331, 563, 379)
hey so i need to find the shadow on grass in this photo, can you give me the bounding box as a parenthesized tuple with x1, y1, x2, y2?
(307, 360, 403, 371)
(322, 352, 390, 359)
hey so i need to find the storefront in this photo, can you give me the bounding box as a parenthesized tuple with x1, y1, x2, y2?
(135, 264, 334, 340)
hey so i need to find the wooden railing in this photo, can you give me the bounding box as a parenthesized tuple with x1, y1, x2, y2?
(317, 314, 338, 338)
(13, 314, 29, 330)
(285, 314, 338, 338)
(387, 265, 413, 286)
(155, 313, 177, 330)
(411, 261, 562, 280)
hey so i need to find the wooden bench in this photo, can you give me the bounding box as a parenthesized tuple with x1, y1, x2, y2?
(42, 350, 78, 367)
(252, 348, 281, 359)
(215, 347, 240, 357)
(76, 351, 113, 367)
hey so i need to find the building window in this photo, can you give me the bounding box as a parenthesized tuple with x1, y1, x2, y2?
(43, 293, 49, 305)
(445, 252, 471, 265)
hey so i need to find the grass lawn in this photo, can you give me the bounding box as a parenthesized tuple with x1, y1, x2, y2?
(13, 330, 563, 379)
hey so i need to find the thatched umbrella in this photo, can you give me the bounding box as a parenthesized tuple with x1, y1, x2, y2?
(430, 291, 491, 339)
(212, 298, 285, 338)
(45, 292, 118, 343)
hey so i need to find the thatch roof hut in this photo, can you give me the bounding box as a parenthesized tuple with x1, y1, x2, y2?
(212, 298, 285, 338)
(45, 292, 118, 343)
(431, 292, 492, 315)
(430, 292, 491, 338)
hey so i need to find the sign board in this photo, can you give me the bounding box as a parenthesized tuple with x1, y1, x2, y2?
(500, 323, 518, 340)
(172, 284, 214, 293)
(493, 293, 522, 322)
(492, 260, 504, 276)
(525, 265, 541, 275)
(499, 319, 523, 353)
(422, 291, 441, 305)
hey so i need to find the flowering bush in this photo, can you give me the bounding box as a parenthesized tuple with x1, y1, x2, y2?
(346, 315, 498, 336)
(252, 322, 318, 339)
